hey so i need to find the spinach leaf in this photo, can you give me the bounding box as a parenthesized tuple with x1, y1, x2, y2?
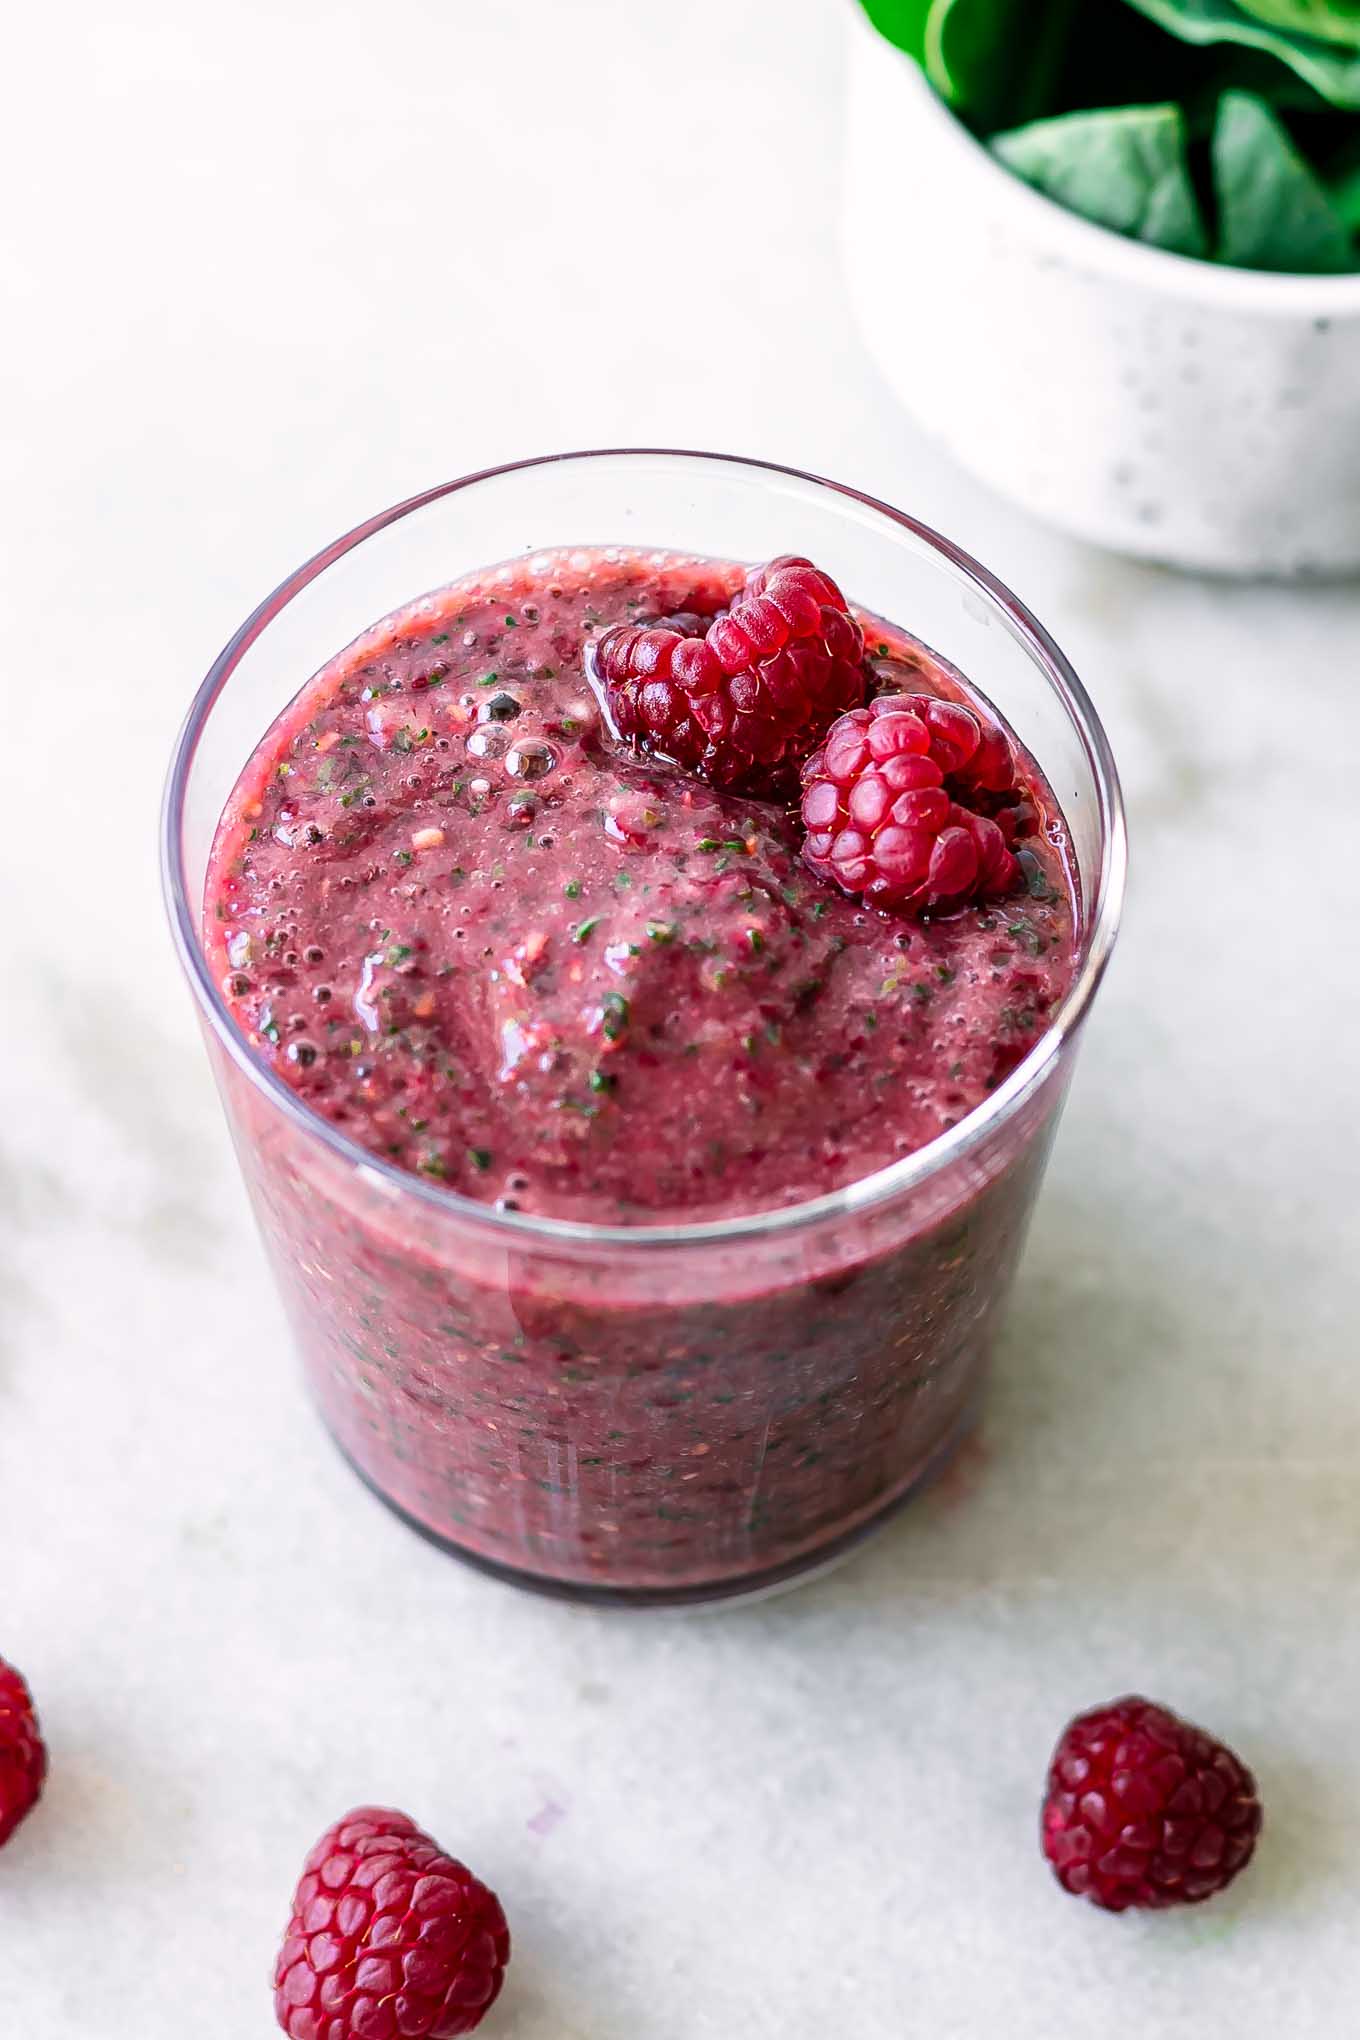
(1323, 127, 1360, 217)
(992, 102, 1209, 254)
(855, 0, 1360, 271)
(857, 0, 933, 66)
(1212, 87, 1358, 262)
(1119, 0, 1360, 106)
(1234, 0, 1360, 47)
(859, 0, 1075, 128)
(926, 0, 1079, 128)
(926, 0, 1022, 114)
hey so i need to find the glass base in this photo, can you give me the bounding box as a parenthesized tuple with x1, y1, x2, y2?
(332, 1406, 976, 1610)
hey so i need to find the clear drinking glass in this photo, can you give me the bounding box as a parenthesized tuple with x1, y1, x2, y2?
(162, 450, 1125, 1606)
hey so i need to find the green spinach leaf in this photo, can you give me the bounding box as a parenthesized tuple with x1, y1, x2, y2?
(856, 0, 1360, 270)
(1323, 127, 1360, 217)
(857, 0, 933, 66)
(860, 0, 1075, 128)
(1212, 87, 1358, 261)
(1119, 0, 1360, 106)
(991, 102, 1209, 254)
(926, 0, 1078, 127)
(1234, 0, 1360, 48)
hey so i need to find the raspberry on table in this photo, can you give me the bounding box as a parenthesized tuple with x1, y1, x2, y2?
(0, 1656, 46, 1850)
(274, 1807, 509, 2039)
(799, 695, 1022, 914)
(592, 553, 866, 794)
(1041, 1696, 1263, 1912)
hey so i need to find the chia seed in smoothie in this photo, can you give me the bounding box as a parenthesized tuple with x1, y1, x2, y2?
(204, 547, 1079, 1598)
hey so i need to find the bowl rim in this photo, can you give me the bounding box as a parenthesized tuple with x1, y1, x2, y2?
(162, 447, 1127, 1254)
(854, 5, 1360, 316)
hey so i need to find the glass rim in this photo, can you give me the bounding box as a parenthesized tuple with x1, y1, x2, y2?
(161, 446, 1127, 1253)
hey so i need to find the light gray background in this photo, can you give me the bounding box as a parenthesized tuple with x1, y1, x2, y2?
(2, 2, 1358, 2034)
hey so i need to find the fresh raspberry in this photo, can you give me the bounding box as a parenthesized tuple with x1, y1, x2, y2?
(592, 554, 866, 793)
(1042, 1696, 1263, 1912)
(897, 691, 1016, 795)
(0, 1656, 46, 1849)
(799, 695, 1022, 914)
(274, 1807, 509, 2039)
(741, 553, 850, 608)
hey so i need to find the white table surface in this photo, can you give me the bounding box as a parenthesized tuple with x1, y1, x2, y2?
(3, 2, 1358, 2033)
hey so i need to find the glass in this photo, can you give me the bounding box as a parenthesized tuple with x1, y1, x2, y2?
(162, 450, 1125, 1606)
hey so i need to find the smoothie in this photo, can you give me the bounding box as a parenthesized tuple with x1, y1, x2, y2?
(204, 546, 1079, 1597)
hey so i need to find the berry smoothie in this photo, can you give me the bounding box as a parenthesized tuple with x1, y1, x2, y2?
(205, 547, 1079, 1598)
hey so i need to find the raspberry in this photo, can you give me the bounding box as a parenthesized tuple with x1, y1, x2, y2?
(799, 695, 1022, 914)
(274, 1807, 509, 2039)
(0, 1656, 46, 1849)
(1042, 1696, 1263, 1912)
(593, 554, 866, 793)
(897, 691, 1016, 795)
(742, 553, 850, 608)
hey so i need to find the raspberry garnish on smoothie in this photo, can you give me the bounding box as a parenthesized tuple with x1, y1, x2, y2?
(799, 694, 1023, 913)
(592, 553, 866, 795)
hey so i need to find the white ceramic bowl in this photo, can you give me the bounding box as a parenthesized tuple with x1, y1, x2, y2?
(843, 7, 1360, 576)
